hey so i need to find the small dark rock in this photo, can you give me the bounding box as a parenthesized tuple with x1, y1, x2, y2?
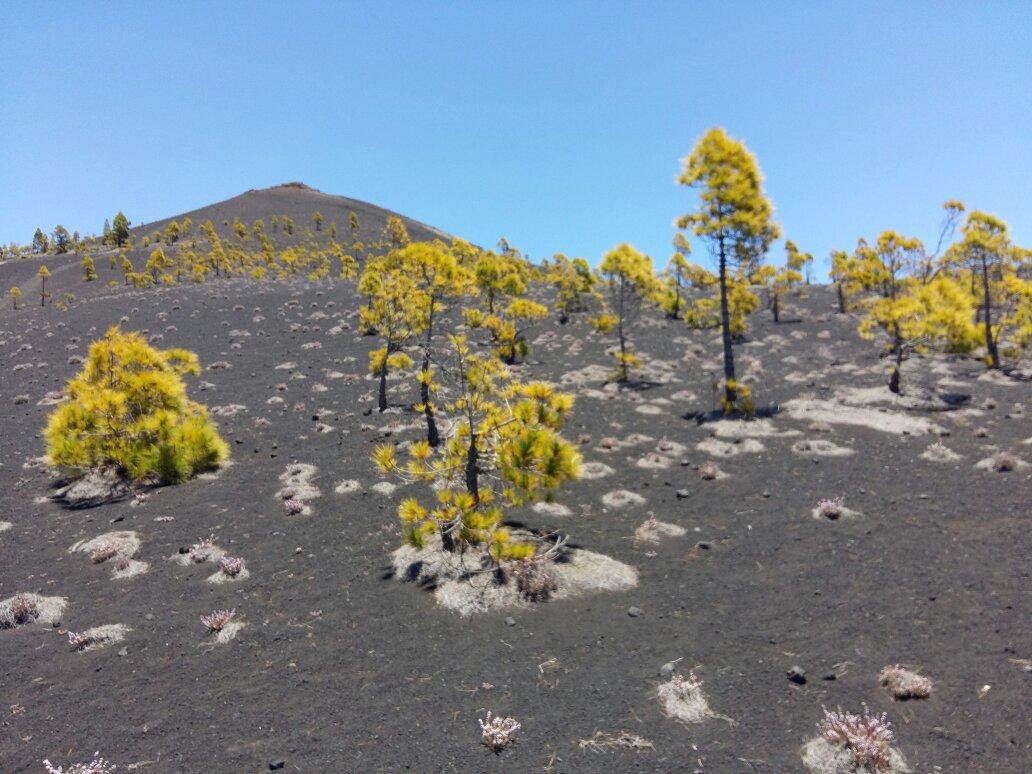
(695, 541, 711, 550)
(627, 606, 642, 618)
(822, 671, 837, 681)
(269, 761, 285, 771)
(676, 488, 690, 499)
(787, 666, 807, 684)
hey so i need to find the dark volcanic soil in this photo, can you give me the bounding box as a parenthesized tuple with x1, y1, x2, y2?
(0, 241, 1030, 771)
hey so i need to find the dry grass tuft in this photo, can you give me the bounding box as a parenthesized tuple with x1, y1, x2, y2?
(879, 665, 932, 699)
(578, 730, 655, 753)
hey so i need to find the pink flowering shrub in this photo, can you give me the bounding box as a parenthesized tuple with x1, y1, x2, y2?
(67, 631, 94, 651)
(818, 706, 894, 770)
(668, 671, 703, 700)
(699, 461, 720, 480)
(43, 752, 116, 774)
(200, 608, 236, 633)
(479, 711, 521, 752)
(189, 537, 218, 563)
(10, 596, 39, 625)
(283, 497, 305, 515)
(510, 557, 558, 601)
(817, 497, 845, 519)
(219, 556, 245, 577)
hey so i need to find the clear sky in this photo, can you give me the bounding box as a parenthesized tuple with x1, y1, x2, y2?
(2, 2, 1030, 276)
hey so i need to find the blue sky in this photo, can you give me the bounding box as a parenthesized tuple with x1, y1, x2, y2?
(2, 2, 1030, 276)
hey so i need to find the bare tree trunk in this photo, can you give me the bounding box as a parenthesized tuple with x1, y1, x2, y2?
(718, 243, 737, 407)
(837, 283, 846, 314)
(772, 292, 780, 323)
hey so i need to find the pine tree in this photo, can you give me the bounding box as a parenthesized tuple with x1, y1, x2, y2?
(82, 254, 97, 282)
(32, 228, 49, 254)
(358, 257, 419, 411)
(374, 334, 581, 561)
(678, 128, 779, 411)
(38, 264, 50, 306)
(592, 244, 662, 382)
(52, 225, 71, 254)
(546, 254, 598, 323)
(661, 234, 693, 319)
(111, 212, 131, 247)
(45, 327, 228, 483)
(9, 286, 21, 309)
(382, 215, 410, 251)
(383, 241, 474, 445)
(313, 211, 323, 232)
(949, 211, 1032, 369)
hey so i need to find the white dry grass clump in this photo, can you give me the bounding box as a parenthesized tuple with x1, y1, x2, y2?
(66, 624, 130, 653)
(173, 536, 226, 567)
(634, 517, 686, 545)
(706, 418, 800, 439)
(0, 520, 12, 533)
(696, 437, 765, 457)
(802, 706, 909, 773)
(43, 752, 116, 774)
(334, 479, 361, 494)
(920, 441, 962, 462)
(636, 452, 672, 469)
(69, 531, 148, 579)
(371, 481, 397, 496)
(784, 397, 943, 436)
(879, 665, 932, 699)
(578, 461, 614, 479)
(532, 501, 573, 518)
(578, 730, 655, 753)
(479, 711, 521, 752)
(0, 593, 67, 628)
(657, 671, 717, 724)
(276, 462, 321, 515)
(602, 489, 646, 508)
(654, 439, 688, 456)
(974, 450, 1029, 472)
(698, 461, 726, 480)
(391, 534, 637, 616)
(793, 439, 855, 457)
(635, 403, 665, 415)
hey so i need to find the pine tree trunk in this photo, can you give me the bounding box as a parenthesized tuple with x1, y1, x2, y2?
(981, 258, 1000, 369)
(772, 293, 780, 323)
(378, 358, 388, 412)
(421, 316, 439, 446)
(837, 283, 846, 314)
(889, 329, 904, 394)
(718, 244, 737, 407)
(465, 432, 480, 503)
(40, 277, 45, 307)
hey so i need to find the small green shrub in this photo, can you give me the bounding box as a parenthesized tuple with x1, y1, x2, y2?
(45, 327, 228, 483)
